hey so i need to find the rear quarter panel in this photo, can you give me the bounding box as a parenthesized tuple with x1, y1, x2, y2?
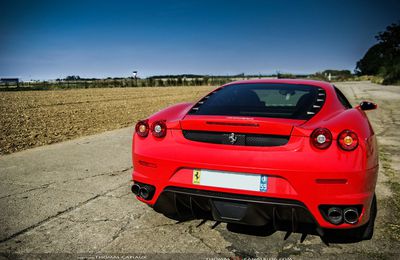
(297, 107, 378, 171)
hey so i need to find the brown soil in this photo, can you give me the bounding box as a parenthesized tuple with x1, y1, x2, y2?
(0, 86, 214, 155)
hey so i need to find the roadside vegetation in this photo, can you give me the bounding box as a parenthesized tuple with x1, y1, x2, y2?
(0, 76, 234, 91)
(356, 22, 400, 85)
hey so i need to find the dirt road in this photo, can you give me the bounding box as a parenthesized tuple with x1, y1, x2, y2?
(0, 81, 399, 259)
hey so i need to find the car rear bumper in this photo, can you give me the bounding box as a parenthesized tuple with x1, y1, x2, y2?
(153, 186, 320, 234)
(132, 130, 378, 229)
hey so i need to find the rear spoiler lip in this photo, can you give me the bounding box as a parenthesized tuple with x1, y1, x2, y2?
(182, 114, 306, 124)
(178, 115, 306, 136)
(205, 121, 260, 127)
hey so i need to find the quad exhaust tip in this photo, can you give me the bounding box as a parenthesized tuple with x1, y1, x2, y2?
(327, 207, 343, 225)
(325, 206, 359, 225)
(131, 184, 140, 195)
(139, 187, 150, 200)
(131, 183, 155, 200)
(343, 207, 359, 224)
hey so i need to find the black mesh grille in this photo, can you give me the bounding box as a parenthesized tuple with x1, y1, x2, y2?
(182, 130, 289, 147)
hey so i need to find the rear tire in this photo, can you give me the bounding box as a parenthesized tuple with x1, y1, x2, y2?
(345, 193, 377, 240)
(359, 193, 377, 240)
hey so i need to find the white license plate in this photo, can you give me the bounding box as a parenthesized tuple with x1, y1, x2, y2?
(192, 169, 268, 192)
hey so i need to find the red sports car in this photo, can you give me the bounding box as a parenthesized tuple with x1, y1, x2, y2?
(131, 79, 378, 241)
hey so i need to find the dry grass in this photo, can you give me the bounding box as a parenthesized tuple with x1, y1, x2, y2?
(0, 86, 215, 155)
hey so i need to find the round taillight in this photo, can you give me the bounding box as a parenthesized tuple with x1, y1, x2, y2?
(338, 130, 358, 151)
(151, 120, 167, 138)
(311, 128, 332, 149)
(135, 120, 149, 137)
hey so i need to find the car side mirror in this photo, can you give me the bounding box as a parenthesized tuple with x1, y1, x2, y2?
(359, 101, 377, 111)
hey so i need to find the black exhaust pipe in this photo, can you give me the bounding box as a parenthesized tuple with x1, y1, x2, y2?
(327, 207, 343, 225)
(343, 207, 359, 224)
(139, 186, 155, 200)
(131, 184, 140, 196)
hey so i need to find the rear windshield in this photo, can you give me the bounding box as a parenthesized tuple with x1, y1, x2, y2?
(188, 83, 326, 119)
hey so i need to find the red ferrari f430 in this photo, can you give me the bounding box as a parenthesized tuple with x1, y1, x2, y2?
(131, 79, 378, 241)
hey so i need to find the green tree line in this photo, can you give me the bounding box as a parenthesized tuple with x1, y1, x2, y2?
(0, 77, 234, 90)
(356, 22, 400, 85)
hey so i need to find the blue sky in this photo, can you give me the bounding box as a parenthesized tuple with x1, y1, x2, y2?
(0, 0, 399, 80)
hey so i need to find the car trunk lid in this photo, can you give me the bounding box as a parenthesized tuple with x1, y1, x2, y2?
(180, 115, 305, 136)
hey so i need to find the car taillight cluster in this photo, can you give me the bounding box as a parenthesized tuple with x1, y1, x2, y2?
(135, 120, 167, 138)
(135, 120, 149, 137)
(337, 130, 359, 151)
(311, 128, 332, 149)
(151, 120, 167, 138)
(311, 128, 358, 151)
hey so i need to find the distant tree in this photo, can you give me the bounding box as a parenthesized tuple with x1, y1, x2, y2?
(322, 70, 351, 77)
(148, 78, 155, 87)
(177, 77, 183, 86)
(356, 22, 400, 84)
(194, 78, 203, 85)
(203, 76, 209, 86)
(157, 79, 164, 87)
(356, 43, 388, 75)
(65, 75, 81, 81)
(277, 73, 295, 79)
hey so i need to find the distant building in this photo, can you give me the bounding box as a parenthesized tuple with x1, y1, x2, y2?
(0, 78, 19, 88)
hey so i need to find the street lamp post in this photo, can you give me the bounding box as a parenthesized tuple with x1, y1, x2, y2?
(133, 71, 137, 87)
